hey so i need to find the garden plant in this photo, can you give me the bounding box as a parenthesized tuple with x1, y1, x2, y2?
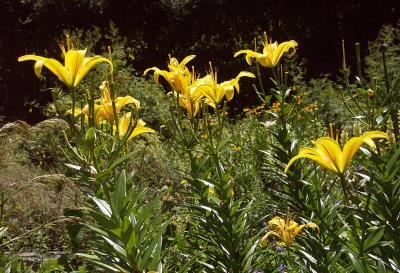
(0, 20, 399, 273)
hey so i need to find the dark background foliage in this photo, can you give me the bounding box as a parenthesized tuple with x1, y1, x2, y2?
(1, 0, 399, 123)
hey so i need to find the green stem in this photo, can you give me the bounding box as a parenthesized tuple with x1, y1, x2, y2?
(252, 84, 266, 104)
(71, 87, 76, 121)
(110, 83, 119, 139)
(51, 90, 61, 116)
(382, 50, 400, 142)
(338, 173, 350, 206)
(355, 42, 363, 86)
(271, 67, 280, 86)
(255, 62, 266, 96)
(360, 176, 373, 255)
(339, 87, 368, 126)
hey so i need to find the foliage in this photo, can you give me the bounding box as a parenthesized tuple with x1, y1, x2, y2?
(3, 17, 400, 273)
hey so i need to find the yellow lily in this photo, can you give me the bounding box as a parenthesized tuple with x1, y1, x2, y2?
(234, 33, 298, 68)
(195, 64, 255, 108)
(168, 66, 204, 118)
(117, 113, 155, 141)
(144, 55, 196, 93)
(172, 85, 204, 118)
(18, 36, 112, 89)
(260, 213, 318, 247)
(83, 81, 140, 125)
(285, 131, 388, 174)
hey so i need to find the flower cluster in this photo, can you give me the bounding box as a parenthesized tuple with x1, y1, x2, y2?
(271, 101, 281, 113)
(19, 36, 155, 142)
(145, 56, 254, 117)
(303, 103, 318, 113)
(243, 104, 265, 116)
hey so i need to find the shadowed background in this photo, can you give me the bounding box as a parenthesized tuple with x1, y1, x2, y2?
(1, 0, 399, 123)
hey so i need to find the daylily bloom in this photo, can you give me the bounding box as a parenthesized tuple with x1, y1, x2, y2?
(144, 55, 196, 93)
(83, 81, 140, 125)
(260, 214, 318, 247)
(145, 55, 206, 117)
(170, 67, 204, 118)
(285, 131, 388, 174)
(234, 33, 298, 68)
(18, 36, 112, 89)
(117, 113, 155, 141)
(172, 85, 204, 118)
(195, 64, 255, 108)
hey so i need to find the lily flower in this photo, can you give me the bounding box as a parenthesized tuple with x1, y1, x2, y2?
(234, 33, 298, 68)
(83, 81, 140, 125)
(117, 113, 155, 141)
(18, 36, 112, 89)
(195, 64, 255, 108)
(172, 80, 204, 118)
(260, 213, 318, 247)
(285, 131, 388, 174)
(144, 55, 196, 93)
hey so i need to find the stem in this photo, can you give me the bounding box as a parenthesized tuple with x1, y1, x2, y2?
(360, 176, 373, 255)
(51, 90, 61, 116)
(252, 84, 266, 104)
(0, 192, 4, 224)
(271, 67, 280, 86)
(382, 50, 400, 142)
(71, 87, 76, 122)
(338, 173, 350, 206)
(108, 83, 118, 139)
(355, 42, 363, 86)
(339, 87, 368, 126)
(255, 62, 266, 96)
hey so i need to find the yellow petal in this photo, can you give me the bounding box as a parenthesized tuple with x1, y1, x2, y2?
(179, 55, 196, 67)
(144, 67, 158, 76)
(19, 55, 70, 87)
(234, 50, 261, 66)
(341, 131, 388, 173)
(292, 222, 318, 238)
(285, 147, 338, 173)
(271, 40, 298, 66)
(74, 56, 113, 87)
(64, 49, 86, 85)
(260, 231, 281, 246)
(128, 119, 156, 140)
(236, 71, 256, 79)
(314, 137, 342, 172)
(34, 60, 44, 78)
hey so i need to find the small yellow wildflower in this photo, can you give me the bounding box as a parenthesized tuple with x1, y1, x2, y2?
(367, 89, 375, 98)
(232, 145, 242, 152)
(260, 212, 318, 247)
(303, 103, 317, 113)
(271, 101, 281, 113)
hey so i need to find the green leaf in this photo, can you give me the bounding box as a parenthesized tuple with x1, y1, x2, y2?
(364, 227, 385, 252)
(348, 252, 367, 273)
(107, 150, 141, 170)
(111, 170, 127, 216)
(91, 196, 112, 217)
